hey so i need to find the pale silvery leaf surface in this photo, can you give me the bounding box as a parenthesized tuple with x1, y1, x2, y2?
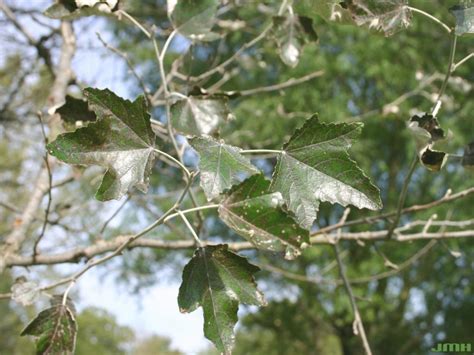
(167, 0, 219, 39)
(189, 136, 259, 201)
(270, 115, 382, 229)
(219, 175, 309, 259)
(272, 15, 318, 67)
(47, 88, 156, 201)
(178, 245, 266, 354)
(45, 0, 121, 19)
(11, 280, 40, 306)
(170, 95, 233, 136)
(450, 3, 474, 35)
(21, 303, 77, 355)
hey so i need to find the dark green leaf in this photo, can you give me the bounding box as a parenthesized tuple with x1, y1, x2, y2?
(270, 115, 382, 229)
(421, 147, 447, 172)
(21, 302, 77, 355)
(189, 136, 260, 201)
(44, 0, 120, 20)
(178, 244, 266, 354)
(47, 88, 156, 201)
(272, 15, 318, 67)
(344, 0, 412, 36)
(462, 142, 474, 168)
(170, 95, 233, 136)
(57, 95, 96, 126)
(167, 0, 219, 39)
(450, 4, 474, 35)
(219, 175, 309, 259)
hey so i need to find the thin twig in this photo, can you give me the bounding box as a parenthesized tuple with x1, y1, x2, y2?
(386, 154, 418, 239)
(32, 113, 53, 258)
(178, 210, 203, 247)
(332, 234, 373, 354)
(99, 195, 131, 235)
(407, 6, 452, 34)
(451, 53, 474, 72)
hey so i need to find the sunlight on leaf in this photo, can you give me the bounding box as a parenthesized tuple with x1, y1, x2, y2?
(190, 136, 259, 201)
(47, 88, 156, 201)
(170, 94, 233, 136)
(219, 175, 309, 258)
(270, 115, 382, 229)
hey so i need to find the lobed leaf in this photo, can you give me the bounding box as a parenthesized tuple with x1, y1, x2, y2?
(170, 94, 233, 136)
(178, 244, 266, 354)
(190, 136, 259, 201)
(47, 88, 156, 201)
(219, 175, 309, 259)
(21, 302, 77, 355)
(270, 115, 382, 229)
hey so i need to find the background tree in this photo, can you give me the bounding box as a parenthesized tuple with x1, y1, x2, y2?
(0, 0, 473, 354)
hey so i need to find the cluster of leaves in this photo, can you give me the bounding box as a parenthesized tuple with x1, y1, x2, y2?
(18, 0, 472, 354)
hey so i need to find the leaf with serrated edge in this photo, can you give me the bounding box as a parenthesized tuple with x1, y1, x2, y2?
(219, 175, 309, 259)
(270, 115, 382, 230)
(170, 95, 232, 136)
(450, 4, 474, 36)
(47, 88, 156, 201)
(178, 244, 266, 354)
(190, 136, 259, 201)
(21, 304, 77, 355)
(167, 0, 219, 39)
(44, 0, 120, 20)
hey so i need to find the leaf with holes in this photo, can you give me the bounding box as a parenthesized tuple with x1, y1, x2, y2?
(270, 115, 382, 230)
(345, 0, 412, 36)
(170, 95, 233, 136)
(178, 244, 266, 354)
(219, 174, 309, 259)
(47, 88, 156, 201)
(167, 0, 220, 40)
(21, 302, 77, 355)
(190, 136, 259, 201)
(272, 15, 318, 67)
(450, 3, 474, 35)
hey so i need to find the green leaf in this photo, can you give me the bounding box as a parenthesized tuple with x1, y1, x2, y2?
(44, 0, 120, 20)
(219, 175, 309, 259)
(270, 115, 382, 229)
(272, 15, 318, 67)
(21, 302, 77, 355)
(56, 95, 97, 127)
(189, 136, 260, 201)
(344, 0, 412, 36)
(170, 95, 233, 136)
(462, 142, 474, 168)
(47, 88, 156, 201)
(420, 147, 447, 172)
(167, 0, 219, 40)
(178, 244, 266, 354)
(450, 3, 474, 35)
